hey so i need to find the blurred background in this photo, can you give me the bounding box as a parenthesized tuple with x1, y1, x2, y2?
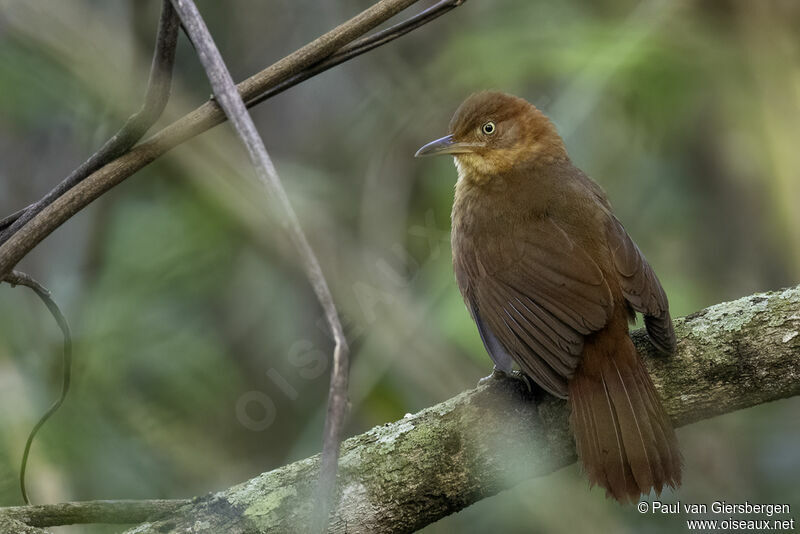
(0, 0, 798, 532)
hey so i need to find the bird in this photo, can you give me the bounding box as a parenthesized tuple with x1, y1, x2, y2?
(415, 91, 681, 503)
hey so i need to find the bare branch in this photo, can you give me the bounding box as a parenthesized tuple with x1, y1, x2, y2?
(3, 286, 798, 532)
(170, 2, 350, 530)
(0, 0, 180, 245)
(0, 205, 31, 232)
(0, 499, 189, 529)
(1, 272, 72, 505)
(246, 0, 466, 106)
(0, 0, 469, 280)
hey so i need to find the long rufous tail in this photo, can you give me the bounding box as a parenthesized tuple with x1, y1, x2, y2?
(568, 332, 682, 503)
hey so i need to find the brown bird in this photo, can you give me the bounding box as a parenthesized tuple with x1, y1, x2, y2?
(415, 91, 681, 502)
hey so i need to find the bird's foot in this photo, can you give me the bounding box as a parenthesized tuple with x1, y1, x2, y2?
(510, 370, 535, 394)
(478, 367, 509, 386)
(478, 368, 534, 394)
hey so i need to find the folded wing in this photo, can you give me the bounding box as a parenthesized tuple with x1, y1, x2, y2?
(459, 218, 614, 398)
(605, 216, 676, 354)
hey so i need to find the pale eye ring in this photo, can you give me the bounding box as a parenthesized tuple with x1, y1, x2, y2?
(482, 121, 496, 135)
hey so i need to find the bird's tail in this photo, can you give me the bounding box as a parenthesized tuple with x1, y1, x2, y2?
(568, 332, 682, 503)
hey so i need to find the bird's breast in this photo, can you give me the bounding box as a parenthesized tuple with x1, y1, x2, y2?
(450, 161, 617, 298)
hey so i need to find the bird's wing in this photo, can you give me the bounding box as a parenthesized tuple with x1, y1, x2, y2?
(605, 215, 676, 354)
(463, 217, 614, 398)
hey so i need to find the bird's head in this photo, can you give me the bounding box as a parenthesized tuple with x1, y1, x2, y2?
(415, 91, 567, 180)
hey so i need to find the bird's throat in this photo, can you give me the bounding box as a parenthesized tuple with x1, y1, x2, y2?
(453, 155, 495, 187)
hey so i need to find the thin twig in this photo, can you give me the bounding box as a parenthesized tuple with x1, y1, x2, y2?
(2, 271, 72, 505)
(0, 0, 179, 245)
(0, 0, 471, 280)
(245, 0, 466, 106)
(0, 499, 190, 528)
(0, 204, 32, 232)
(170, 2, 350, 530)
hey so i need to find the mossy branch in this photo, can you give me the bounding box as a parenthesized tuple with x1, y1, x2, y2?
(2, 285, 799, 533)
(0, 514, 49, 534)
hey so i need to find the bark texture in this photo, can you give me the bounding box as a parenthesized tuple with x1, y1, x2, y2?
(1, 500, 188, 530)
(118, 286, 800, 533)
(0, 515, 49, 534)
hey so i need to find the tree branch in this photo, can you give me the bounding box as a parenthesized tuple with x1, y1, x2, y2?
(3, 285, 797, 532)
(245, 0, 466, 107)
(0, 515, 49, 534)
(169, 1, 349, 531)
(0, 500, 188, 529)
(0, 0, 179, 242)
(0, 206, 29, 233)
(0, 0, 467, 280)
(1, 272, 72, 505)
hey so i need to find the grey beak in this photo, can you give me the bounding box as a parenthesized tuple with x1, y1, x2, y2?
(414, 134, 480, 158)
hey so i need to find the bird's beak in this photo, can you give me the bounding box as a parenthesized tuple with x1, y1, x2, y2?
(414, 134, 479, 158)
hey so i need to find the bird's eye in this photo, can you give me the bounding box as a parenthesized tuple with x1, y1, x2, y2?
(482, 121, 496, 135)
